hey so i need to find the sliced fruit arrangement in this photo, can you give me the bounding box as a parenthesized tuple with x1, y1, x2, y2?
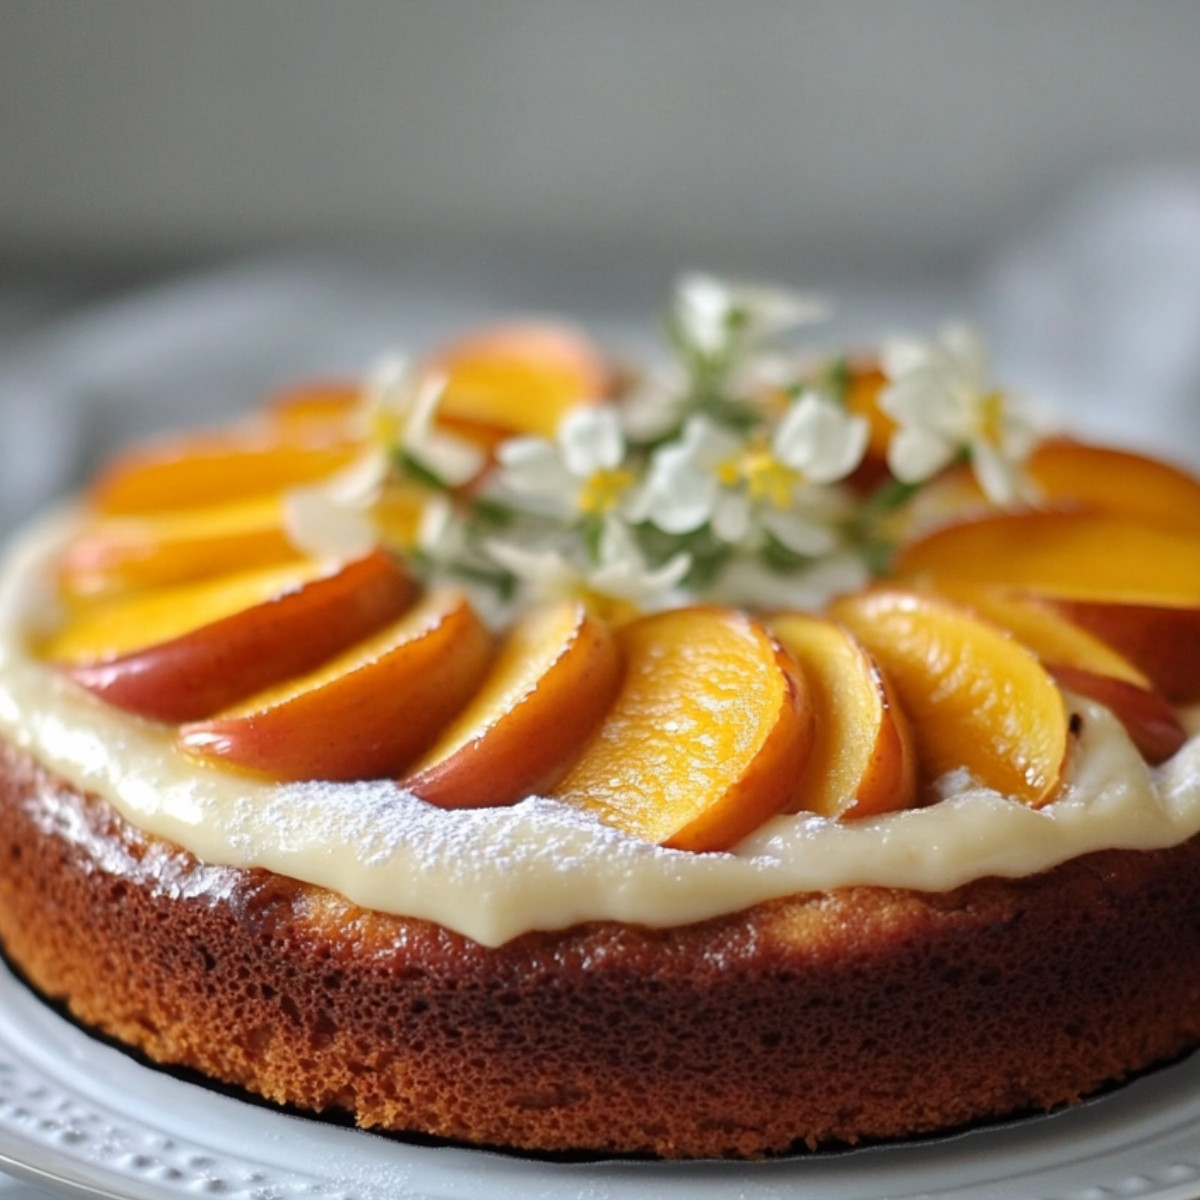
(915, 580, 1186, 765)
(830, 588, 1070, 808)
(31, 312, 1200, 853)
(550, 607, 814, 852)
(57, 495, 301, 602)
(767, 612, 917, 820)
(1027, 438, 1200, 536)
(44, 551, 417, 724)
(403, 600, 623, 809)
(426, 320, 610, 439)
(92, 426, 364, 516)
(180, 588, 494, 782)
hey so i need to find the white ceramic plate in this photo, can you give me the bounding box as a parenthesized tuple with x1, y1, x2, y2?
(1, 959, 1199, 1200)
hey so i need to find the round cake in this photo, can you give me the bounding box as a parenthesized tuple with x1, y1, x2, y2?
(2, 275, 1200, 1159)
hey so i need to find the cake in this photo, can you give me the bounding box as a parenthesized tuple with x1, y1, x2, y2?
(1, 275, 1200, 1159)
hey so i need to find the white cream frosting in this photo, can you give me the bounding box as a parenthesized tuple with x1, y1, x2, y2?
(4, 509, 1200, 947)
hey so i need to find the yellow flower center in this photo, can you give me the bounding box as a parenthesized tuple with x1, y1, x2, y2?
(977, 391, 1007, 447)
(578, 468, 635, 515)
(717, 441, 798, 510)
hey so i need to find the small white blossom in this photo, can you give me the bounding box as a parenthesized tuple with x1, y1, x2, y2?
(497, 407, 634, 521)
(879, 323, 1035, 504)
(367, 357, 484, 488)
(675, 273, 830, 357)
(631, 393, 866, 555)
(773, 391, 870, 486)
(282, 356, 484, 559)
(627, 415, 743, 537)
(486, 515, 690, 612)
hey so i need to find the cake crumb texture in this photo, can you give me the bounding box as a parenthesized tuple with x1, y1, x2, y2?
(2, 735, 1200, 1159)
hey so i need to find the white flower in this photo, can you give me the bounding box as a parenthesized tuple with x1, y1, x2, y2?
(706, 549, 872, 612)
(367, 357, 484, 489)
(774, 390, 870, 486)
(675, 273, 830, 357)
(631, 393, 867, 555)
(485, 515, 690, 612)
(879, 323, 1035, 504)
(282, 356, 484, 560)
(619, 366, 689, 443)
(496, 406, 634, 521)
(627, 415, 743, 537)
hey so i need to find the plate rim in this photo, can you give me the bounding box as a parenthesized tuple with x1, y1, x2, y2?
(1, 957, 1200, 1200)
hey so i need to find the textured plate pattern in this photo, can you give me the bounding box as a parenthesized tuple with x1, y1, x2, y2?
(1, 958, 1200, 1200)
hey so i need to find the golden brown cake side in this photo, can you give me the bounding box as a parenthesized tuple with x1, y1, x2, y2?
(3, 733, 1200, 1159)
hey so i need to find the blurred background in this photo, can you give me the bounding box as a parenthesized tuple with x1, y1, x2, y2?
(2, 0, 1200, 534)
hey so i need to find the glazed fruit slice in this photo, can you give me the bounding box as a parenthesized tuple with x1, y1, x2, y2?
(1042, 597, 1200, 705)
(1046, 665, 1185, 765)
(768, 612, 917, 819)
(58, 496, 300, 601)
(552, 607, 813, 852)
(179, 588, 493, 781)
(895, 511, 1200, 603)
(92, 426, 361, 515)
(428, 321, 609, 438)
(47, 551, 416, 723)
(924, 581, 1152, 687)
(921, 581, 1185, 763)
(404, 600, 623, 809)
(830, 589, 1069, 807)
(1028, 438, 1200, 535)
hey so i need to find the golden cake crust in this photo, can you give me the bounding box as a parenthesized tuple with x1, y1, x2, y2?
(3, 733, 1200, 1159)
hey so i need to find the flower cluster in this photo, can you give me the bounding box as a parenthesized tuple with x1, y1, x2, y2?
(285, 275, 1037, 619)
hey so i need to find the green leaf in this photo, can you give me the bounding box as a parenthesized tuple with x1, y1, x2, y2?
(393, 448, 450, 493)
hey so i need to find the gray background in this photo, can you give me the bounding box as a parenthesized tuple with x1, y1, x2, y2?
(1, 0, 1200, 529)
(4, 1, 1200, 287)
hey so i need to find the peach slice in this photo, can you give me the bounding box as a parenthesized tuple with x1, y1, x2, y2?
(58, 496, 301, 601)
(92, 426, 362, 515)
(551, 607, 812, 852)
(428, 321, 609, 439)
(48, 551, 415, 723)
(921, 582, 1188, 760)
(266, 382, 361, 431)
(403, 600, 623, 809)
(1029, 438, 1200, 536)
(1041, 597, 1200, 706)
(180, 589, 493, 782)
(829, 589, 1069, 807)
(895, 511, 1200, 605)
(923, 581, 1151, 688)
(1048, 666, 1186, 765)
(769, 612, 917, 819)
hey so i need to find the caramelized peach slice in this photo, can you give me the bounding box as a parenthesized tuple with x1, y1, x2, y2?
(1029, 438, 1200, 535)
(1042, 597, 1200, 706)
(404, 600, 622, 808)
(1048, 666, 1185, 765)
(922, 582, 1188, 760)
(48, 551, 415, 723)
(830, 589, 1069, 806)
(58, 496, 301, 601)
(428, 322, 609, 438)
(769, 613, 917, 819)
(266, 382, 361, 430)
(844, 362, 894, 463)
(92, 427, 361, 515)
(895, 511, 1200, 604)
(924, 581, 1151, 687)
(552, 608, 812, 852)
(180, 589, 493, 781)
